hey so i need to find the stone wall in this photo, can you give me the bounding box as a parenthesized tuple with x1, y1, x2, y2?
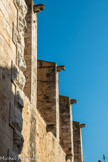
(0, 0, 27, 159)
(36, 109, 67, 162)
(0, 0, 85, 161)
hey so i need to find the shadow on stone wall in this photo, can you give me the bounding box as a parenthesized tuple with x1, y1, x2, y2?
(0, 66, 24, 161)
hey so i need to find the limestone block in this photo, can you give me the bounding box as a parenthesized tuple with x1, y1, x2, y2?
(19, 31, 25, 48)
(16, 89, 24, 108)
(14, 0, 27, 17)
(13, 129, 24, 154)
(17, 44, 26, 71)
(9, 103, 23, 131)
(12, 21, 26, 71)
(18, 57, 26, 72)
(11, 63, 26, 90)
(18, 13, 27, 32)
(12, 23, 25, 49)
(12, 0, 27, 74)
(12, 23, 21, 45)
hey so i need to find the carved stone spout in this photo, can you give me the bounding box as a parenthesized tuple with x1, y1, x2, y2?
(34, 4, 45, 13)
(57, 65, 65, 72)
(80, 123, 86, 128)
(70, 99, 77, 104)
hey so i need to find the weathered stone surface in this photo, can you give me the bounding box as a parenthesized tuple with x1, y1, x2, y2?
(0, 119, 13, 156)
(18, 14, 27, 32)
(16, 89, 24, 108)
(37, 60, 60, 139)
(20, 96, 31, 159)
(36, 109, 67, 162)
(13, 0, 27, 73)
(21, 95, 68, 162)
(13, 129, 24, 154)
(29, 112, 36, 160)
(13, 14, 27, 72)
(14, 108, 23, 131)
(9, 103, 23, 131)
(8, 150, 21, 162)
(59, 96, 74, 162)
(9, 103, 15, 128)
(0, 0, 26, 160)
(17, 43, 26, 72)
(33, 4, 45, 13)
(0, 67, 13, 124)
(24, 0, 37, 105)
(73, 121, 84, 162)
(12, 23, 21, 46)
(14, 0, 27, 17)
(11, 63, 26, 90)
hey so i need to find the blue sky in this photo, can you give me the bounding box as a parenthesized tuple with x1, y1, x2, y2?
(35, 0, 108, 161)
